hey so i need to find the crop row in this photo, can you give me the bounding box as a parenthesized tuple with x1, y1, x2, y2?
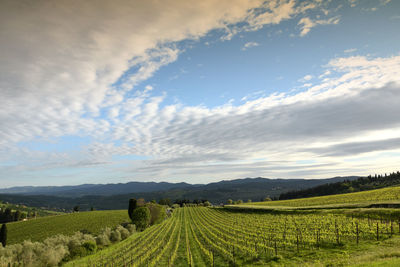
(71, 207, 399, 266)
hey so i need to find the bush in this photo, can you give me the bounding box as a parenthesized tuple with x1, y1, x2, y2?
(117, 225, 130, 240)
(125, 223, 136, 233)
(82, 241, 97, 254)
(146, 203, 166, 225)
(131, 207, 151, 231)
(110, 229, 121, 242)
(95, 233, 110, 247)
(0, 222, 133, 266)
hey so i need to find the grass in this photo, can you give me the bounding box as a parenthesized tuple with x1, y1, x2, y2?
(245, 185, 400, 208)
(6, 210, 130, 244)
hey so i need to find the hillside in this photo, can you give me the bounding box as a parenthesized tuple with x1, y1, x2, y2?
(6, 210, 129, 244)
(67, 207, 400, 267)
(245, 185, 400, 208)
(0, 181, 195, 197)
(280, 172, 400, 200)
(0, 176, 358, 210)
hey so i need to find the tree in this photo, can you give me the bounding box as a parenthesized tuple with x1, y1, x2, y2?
(128, 198, 137, 220)
(0, 224, 7, 247)
(227, 199, 233, 204)
(131, 207, 151, 231)
(203, 201, 211, 207)
(146, 203, 166, 225)
(73, 206, 80, 212)
(158, 198, 171, 206)
(13, 210, 21, 221)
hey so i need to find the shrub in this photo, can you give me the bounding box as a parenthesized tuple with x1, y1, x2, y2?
(203, 201, 211, 207)
(110, 229, 121, 242)
(125, 223, 136, 233)
(131, 207, 151, 231)
(117, 225, 130, 240)
(82, 241, 97, 254)
(95, 233, 110, 247)
(146, 203, 166, 225)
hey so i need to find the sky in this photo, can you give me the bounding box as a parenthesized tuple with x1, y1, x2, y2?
(1, 0, 400, 187)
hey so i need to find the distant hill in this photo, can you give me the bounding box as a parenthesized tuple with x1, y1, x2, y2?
(0, 181, 195, 197)
(279, 172, 400, 200)
(0, 176, 358, 210)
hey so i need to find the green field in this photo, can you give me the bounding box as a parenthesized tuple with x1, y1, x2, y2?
(7, 210, 130, 244)
(244, 185, 400, 208)
(67, 207, 400, 266)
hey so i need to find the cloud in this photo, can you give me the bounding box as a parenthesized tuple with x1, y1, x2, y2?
(89, 55, 400, 183)
(298, 16, 340, 36)
(344, 48, 357, 53)
(242, 42, 260, 51)
(309, 137, 400, 157)
(1, 1, 400, 185)
(0, 0, 332, 149)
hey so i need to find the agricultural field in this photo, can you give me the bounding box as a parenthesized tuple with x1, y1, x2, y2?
(245, 185, 400, 208)
(0, 201, 62, 218)
(67, 207, 400, 266)
(7, 210, 129, 244)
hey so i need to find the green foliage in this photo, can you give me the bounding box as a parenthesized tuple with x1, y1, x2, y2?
(0, 224, 6, 247)
(0, 223, 134, 266)
(280, 171, 400, 200)
(128, 198, 137, 220)
(146, 203, 166, 225)
(158, 198, 171, 206)
(131, 207, 150, 231)
(249, 186, 400, 208)
(203, 201, 211, 207)
(67, 207, 400, 267)
(6, 210, 129, 245)
(82, 240, 97, 254)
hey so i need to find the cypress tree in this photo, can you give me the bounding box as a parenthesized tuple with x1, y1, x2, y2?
(128, 198, 137, 220)
(0, 224, 7, 247)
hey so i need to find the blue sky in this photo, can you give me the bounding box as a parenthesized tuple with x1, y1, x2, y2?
(1, 0, 400, 187)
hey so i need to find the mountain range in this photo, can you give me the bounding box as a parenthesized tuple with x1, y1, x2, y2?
(0, 176, 359, 210)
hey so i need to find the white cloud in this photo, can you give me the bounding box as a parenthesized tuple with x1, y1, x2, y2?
(344, 48, 357, 53)
(1, 0, 399, 185)
(242, 42, 260, 51)
(298, 16, 340, 36)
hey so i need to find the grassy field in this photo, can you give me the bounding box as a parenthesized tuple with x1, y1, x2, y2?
(7, 210, 130, 244)
(67, 207, 400, 266)
(243, 185, 400, 208)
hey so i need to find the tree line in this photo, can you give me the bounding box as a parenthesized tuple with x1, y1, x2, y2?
(279, 171, 400, 200)
(0, 207, 33, 223)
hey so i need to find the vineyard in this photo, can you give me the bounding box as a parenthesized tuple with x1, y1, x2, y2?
(247, 185, 400, 208)
(68, 207, 400, 266)
(7, 210, 129, 244)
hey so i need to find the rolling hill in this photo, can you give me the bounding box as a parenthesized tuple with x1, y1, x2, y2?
(0, 176, 358, 210)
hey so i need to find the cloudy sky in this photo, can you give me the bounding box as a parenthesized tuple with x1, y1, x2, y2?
(1, 0, 400, 187)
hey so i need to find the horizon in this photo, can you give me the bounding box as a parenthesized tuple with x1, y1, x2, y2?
(1, 0, 400, 187)
(0, 174, 366, 190)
